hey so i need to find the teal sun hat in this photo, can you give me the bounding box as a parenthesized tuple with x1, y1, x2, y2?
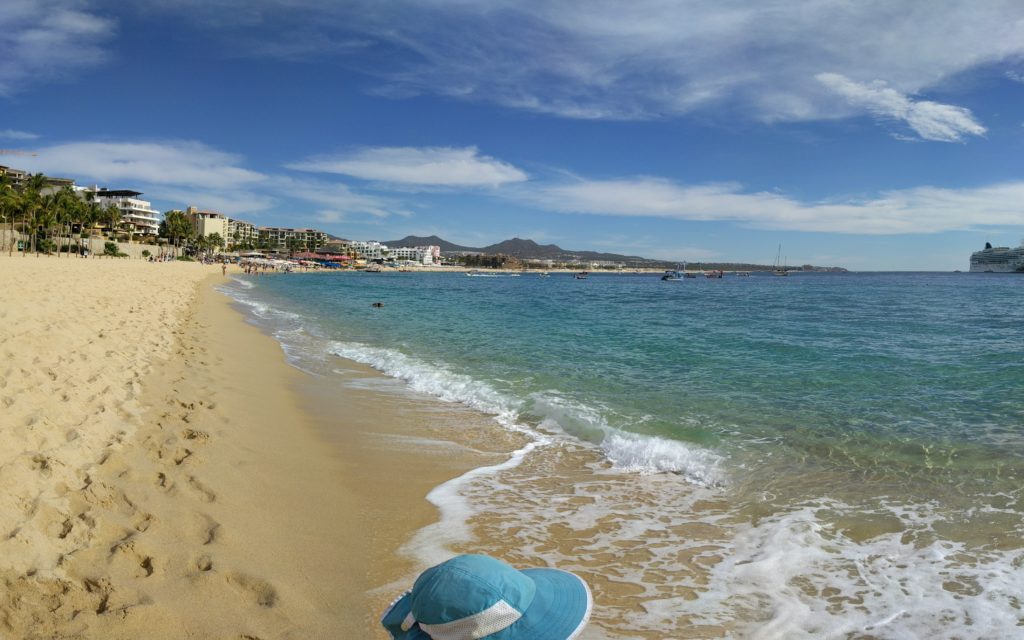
(381, 554, 593, 640)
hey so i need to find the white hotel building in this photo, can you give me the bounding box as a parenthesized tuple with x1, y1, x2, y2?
(79, 186, 161, 236)
(390, 245, 440, 265)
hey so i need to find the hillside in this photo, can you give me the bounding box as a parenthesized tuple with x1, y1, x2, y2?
(382, 235, 846, 271)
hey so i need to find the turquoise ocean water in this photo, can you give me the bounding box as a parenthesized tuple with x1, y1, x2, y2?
(223, 271, 1023, 638)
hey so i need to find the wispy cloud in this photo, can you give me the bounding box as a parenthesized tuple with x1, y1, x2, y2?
(526, 176, 1024, 235)
(141, 1, 1024, 126)
(288, 146, 527, 188)
(17, 139, 401, 221)
(816, 73, 985, 142)
(0, 0, 115, 96)
(19, 140, 266, 189)
(0, 129, 39, 140)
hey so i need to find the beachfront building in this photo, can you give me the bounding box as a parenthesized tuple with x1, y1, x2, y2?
(346, 240, 390, 261)
(258, 226, 328, 252)
(184, 207, 229, 242)
(79, 186, 161, 236)
(0, 165, 28, 190)
(227, 218, 257, 248)
(390, 245, 440, 265)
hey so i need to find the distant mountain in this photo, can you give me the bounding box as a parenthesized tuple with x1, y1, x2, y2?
(384, 235, 653, 264)
(381, 234, 846, 271)
(382, 235, 477, 253)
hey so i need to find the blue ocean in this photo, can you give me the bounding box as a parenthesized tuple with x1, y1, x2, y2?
(223, 271, 1024, 638)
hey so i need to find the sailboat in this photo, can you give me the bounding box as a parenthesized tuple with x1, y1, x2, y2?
(772, 245, 788, 276)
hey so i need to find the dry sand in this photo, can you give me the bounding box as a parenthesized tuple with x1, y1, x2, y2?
(0, 255, 499, 638)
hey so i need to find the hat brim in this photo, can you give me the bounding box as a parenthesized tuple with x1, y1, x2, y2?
(490, 568, 593, 640)
(380, 591, 431, 640)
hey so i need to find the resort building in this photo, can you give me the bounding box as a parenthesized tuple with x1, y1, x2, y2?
(184, 207, 229, 241)
(227, 218, 258, 248)
(0, 165, 28, 190)
(257, 226, 328, 252)
(390, 245, 441, 265)
(344, 240, 390, 261)
(79, 186, 161, 236)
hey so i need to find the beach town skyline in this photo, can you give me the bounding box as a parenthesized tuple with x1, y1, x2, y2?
(4, 1, 1024, 270)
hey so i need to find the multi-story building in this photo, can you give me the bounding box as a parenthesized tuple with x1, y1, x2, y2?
(80, 186, 161, 236)
(227, 218, 258, 248)
(184, 207, 229, 243)
(0, 165, 28, 190)
(389, 245, 440, 265)
(345, 239, 389, 261)
(258, 227, 328, 252)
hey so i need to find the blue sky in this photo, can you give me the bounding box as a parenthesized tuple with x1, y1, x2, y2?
(3, 1, 1024, 269)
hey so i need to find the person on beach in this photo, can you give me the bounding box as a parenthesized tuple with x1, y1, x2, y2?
(381, 554, 592, 639)
(222, 263, 227, 276)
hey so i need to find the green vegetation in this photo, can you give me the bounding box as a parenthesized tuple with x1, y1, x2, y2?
(103, 241, 127, 258)
(0, 171, 136, 257)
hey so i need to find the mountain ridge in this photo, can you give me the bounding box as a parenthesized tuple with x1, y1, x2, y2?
(367, 235, 846, 271)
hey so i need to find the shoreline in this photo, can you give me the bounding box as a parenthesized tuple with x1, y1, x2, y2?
(0, 256, 501, 637)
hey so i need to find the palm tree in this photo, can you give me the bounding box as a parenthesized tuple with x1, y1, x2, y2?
(38, 192, 59, 255)
(105, 203, 122, 238)
(0, 174, 16, 255)
(19, 174, 47, 256)
(52, 186, 78, 257)
(160, 209, 194, 257)
(207, 232, 224, 254)
(82, 201, 102, 256)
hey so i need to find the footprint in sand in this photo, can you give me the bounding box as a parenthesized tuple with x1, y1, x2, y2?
(193, 513, 220, 545)
(226, 571, 277, 608)
(195, 554, 213, 572)
(186, 475, 216, 503)
(110, 538, 156, 579)
(182, 428, 210, 443)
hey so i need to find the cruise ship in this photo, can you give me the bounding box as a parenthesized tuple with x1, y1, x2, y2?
(969, 241, 1024, 272)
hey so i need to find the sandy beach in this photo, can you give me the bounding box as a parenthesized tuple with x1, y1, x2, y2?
(0, 256, 500, 638)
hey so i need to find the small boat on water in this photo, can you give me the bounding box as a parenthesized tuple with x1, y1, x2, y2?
(772, 245, 788, 276)
(662, 262, 693, 281)
(705, 269, 723, 279)
(575, 271, 589, 279)
(736, 271, 750, 277)
(539, 271, 550, 278)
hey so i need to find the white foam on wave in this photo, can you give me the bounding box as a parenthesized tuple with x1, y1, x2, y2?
(327, 340, 523, 427)
(670, 500, 1024, 639)
(230, 276, 255, 289)
(601, 432, 724, 487)
(531, 392, 725, 486)
(401, 436, 550, 567)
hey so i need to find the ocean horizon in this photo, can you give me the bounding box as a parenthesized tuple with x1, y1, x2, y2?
(223, 270, 1024, 638)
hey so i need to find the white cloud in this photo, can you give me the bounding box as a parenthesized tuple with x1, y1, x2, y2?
(148, 1, 1024, 125)
(816, 73, 985, 142)
(527, 176, 1024, 235)
(18, 140, 266, 189)
(0, 129, 39, 140)
(270, 176, 406, 220)
(0, 0, 115, 96)
(16, 138, 402, 222)
(288, 146, 527, 188)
